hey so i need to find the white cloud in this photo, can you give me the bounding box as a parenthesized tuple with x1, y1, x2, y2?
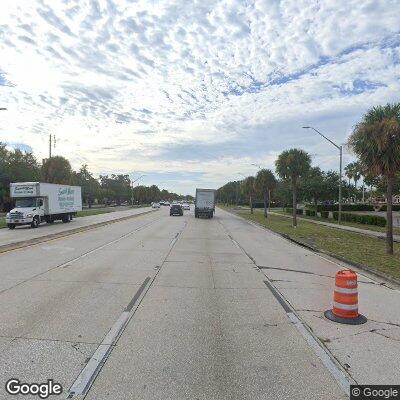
(0, 0, 399, 194)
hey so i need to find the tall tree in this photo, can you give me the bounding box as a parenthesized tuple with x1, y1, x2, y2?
(275, 149, 311, 227)
(72, 165, 101, 207)
(349, 103, 400, 254)
(345, 162, 355, 186)
(241, 176, 256, 214)
(41, 156, 72, 184)
(0, 144, 41, 210)
(255, 169, 277, 218)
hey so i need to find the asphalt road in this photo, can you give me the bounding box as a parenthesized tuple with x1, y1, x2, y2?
(2, 205, 394, 399)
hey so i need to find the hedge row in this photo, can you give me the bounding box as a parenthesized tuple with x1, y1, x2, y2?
(332, 212, 386, 226)
(321, 211, 329, 219)
(305, 209, 316, 217)
(284, 208, 303, 215)
(307, 204, 375, 212)
(380, 205, 400, 211)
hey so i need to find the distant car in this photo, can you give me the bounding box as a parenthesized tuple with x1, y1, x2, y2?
(182, 203, 190, 210)
(152, 202, 160, 208)
(164, 201, 170, 206)
(170, 204, 183, 216)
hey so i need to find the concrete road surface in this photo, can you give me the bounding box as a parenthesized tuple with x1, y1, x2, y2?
(0, 207, 153, 248)
(1, 206, 397, 399)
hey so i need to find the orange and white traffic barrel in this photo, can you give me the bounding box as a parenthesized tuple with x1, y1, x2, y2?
(324, 269, 367, 325)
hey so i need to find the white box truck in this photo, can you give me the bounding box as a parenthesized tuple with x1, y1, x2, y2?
(195, 188, 216, 218)
(6, 182, 82, 229)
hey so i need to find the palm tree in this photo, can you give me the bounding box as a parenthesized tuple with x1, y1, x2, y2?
(275, 149, 311, 227)
(345, 163, 354, 186)
(345, 161, 362, 201)
(348, 103, 400, 254)
(241, 176, 256, 214)
(255, 169, 277, 218)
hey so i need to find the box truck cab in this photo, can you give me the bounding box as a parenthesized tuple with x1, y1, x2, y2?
(6, 182, 82, 229)
(195, 188, 216, 218)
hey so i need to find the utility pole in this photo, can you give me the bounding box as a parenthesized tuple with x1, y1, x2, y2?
(49, 134, 52, 158)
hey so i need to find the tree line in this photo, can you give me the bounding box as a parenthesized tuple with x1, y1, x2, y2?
(0, 144, 190, 211)
(217, 103, 400, 255)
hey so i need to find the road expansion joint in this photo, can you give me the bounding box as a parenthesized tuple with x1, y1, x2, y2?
(0, 334, 102, 346)
(222, 207, 400, 289)
(367, 318, 400, 328)
(67, 219, 188, 399)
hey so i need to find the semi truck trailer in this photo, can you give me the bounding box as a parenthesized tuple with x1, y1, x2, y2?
(195, 188, 216, 218)
(6, 182, 82, 229)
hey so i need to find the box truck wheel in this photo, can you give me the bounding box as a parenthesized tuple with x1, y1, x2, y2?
(31, 216, 40, 228)
(62, 214, 70, 223)
(7, 224, 15, 230)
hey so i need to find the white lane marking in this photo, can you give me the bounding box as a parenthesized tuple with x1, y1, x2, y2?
(68, 219, 188, 398)
(68, 300, 145, 396)
(287, 312, 353, 396)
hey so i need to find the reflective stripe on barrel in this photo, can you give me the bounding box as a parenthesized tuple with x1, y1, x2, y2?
(332, 270, 359, 319)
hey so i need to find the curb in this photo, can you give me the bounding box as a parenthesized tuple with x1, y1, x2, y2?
(0, 209, 156, 254)
(221, 207, 400, 287)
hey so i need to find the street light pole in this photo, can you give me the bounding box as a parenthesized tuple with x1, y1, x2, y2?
(0, 108, 7, 111)
(302, 126, 343, 224)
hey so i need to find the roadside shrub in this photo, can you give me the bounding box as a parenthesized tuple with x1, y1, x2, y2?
(318, 204, 374, 212)
(332, 212, 386, 226)
(305, 209, 316, 217)
(380, 205, 400, 212)
(320, 211, 329, 218)
(285, 208, 303, 215)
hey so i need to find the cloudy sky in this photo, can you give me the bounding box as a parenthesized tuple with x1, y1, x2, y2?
(0, 0, 399, 194)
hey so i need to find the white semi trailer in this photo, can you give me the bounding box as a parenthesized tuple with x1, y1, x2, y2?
(195, 188, 216, 218)
(6, 182, 82, 229)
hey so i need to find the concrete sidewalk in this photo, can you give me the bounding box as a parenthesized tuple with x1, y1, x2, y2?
(269, 210, 400, 243)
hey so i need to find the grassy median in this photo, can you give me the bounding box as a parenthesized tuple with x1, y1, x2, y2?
(233, 209, 400, 280)
(270, 209, 400, 236)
